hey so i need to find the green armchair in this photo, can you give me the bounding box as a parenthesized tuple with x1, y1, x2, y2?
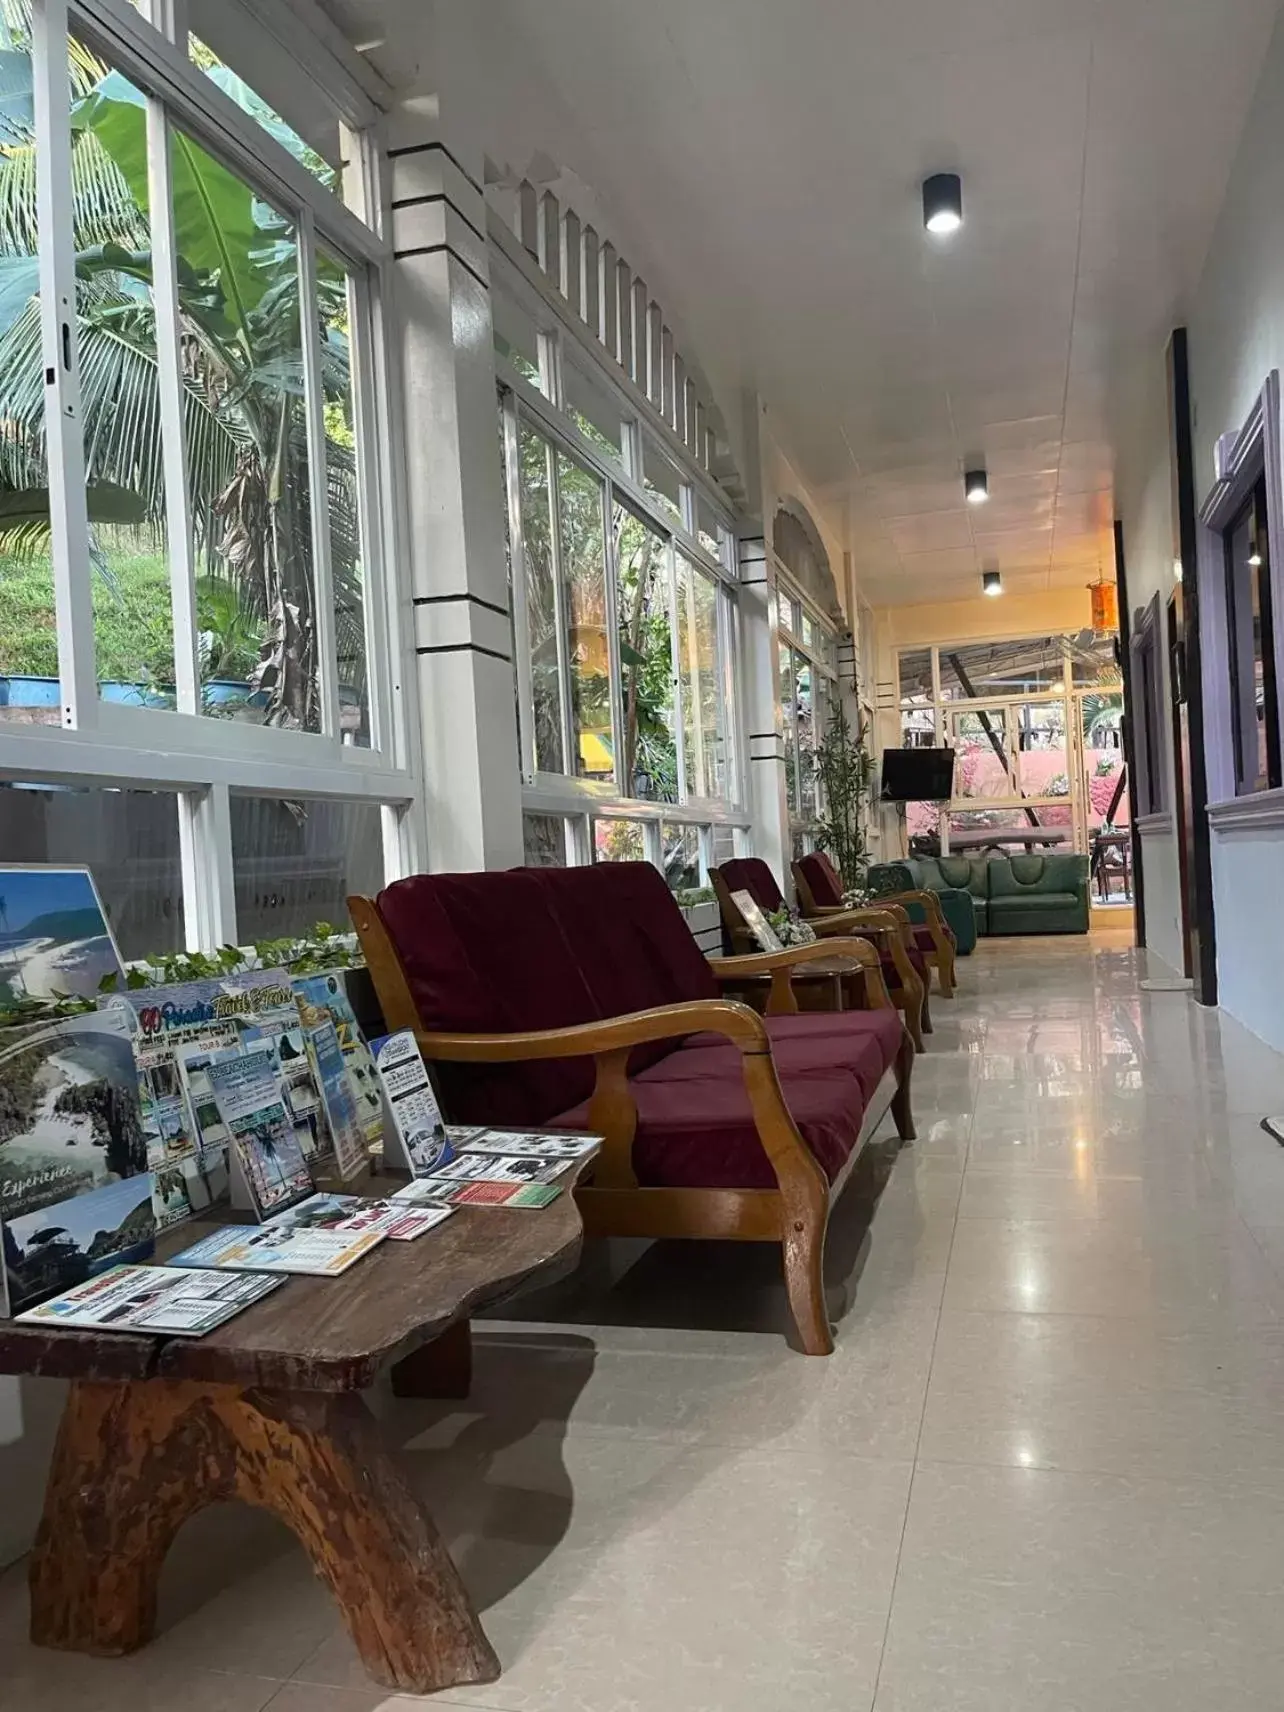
(867, 859, 979, 955)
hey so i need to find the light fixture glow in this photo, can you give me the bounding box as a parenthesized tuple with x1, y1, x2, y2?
(1173, 559, 1184, 583)
(982, 569, 1003, 597)
(965, 467, 989, 504)
(1051, 679, 1065, 693)
(922, 172, 963, 236)
(1249, 549, 1263, 567)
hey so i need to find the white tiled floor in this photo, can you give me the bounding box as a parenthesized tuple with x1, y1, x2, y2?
(7, 929, 1284, 1709)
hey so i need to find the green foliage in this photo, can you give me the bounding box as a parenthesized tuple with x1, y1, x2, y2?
(813, 699, 876, 889)
(674, 886, 715, 908)
(0, 548, 175, 680)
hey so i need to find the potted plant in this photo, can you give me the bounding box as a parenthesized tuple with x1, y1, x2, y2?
(812, 700, 876, 890)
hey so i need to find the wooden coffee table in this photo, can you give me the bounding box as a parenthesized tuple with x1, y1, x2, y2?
(0, 1169, 590, 1695)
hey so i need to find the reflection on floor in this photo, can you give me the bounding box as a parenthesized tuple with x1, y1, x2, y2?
(6, 927, 1284, 1710)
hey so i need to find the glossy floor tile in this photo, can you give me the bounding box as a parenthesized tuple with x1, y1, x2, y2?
(7, 931, 1284, 1711)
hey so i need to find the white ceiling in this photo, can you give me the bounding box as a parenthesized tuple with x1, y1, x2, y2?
(324, 0, 1281, 607)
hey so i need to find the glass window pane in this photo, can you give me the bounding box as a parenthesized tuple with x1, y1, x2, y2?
(557, 451, 612, 782)
(695, 491, 724, 564)
(1013, 700, 1069, 799)
(951, 707, 1014, 799)
(711, 824, 737, 866)
(907, 799, 942, 850)
(188, 33, 341, 194)
(1082, 695, 1128, 830)
(676, 555, 724, 802)
(156, 126, 322, 730)
(593, 817, 645, 863)
(320, 255, 370, 745)
(661, 821, 701, 891)
(614, 500, 676, 802)
(493, 282, 542, 388)
(522, 812, 569, 867)
(230, 794, 384, 940)
(947, 808, 1070, 852)
(780, 645, 798, 813)
(901, 707, 936, 747)
(1071, 632, 1121, 688)
(0, 783, 183, 960)
(0, 84, 55, 745)
(897, 649, 931, 706)
(563, 355, 622, 463)
(642, 435, 682, 524)
(797, 658, 817, 816)
(939, 637, 1063, 700)
(516, 422, 563, 773)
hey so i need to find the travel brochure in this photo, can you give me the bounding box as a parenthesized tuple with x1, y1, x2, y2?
(731, 889, 784, 953)
(297, 1011, 369, 1182)
(369, 1029, 455, 1176)
(458, 1130, 600, 1161)
(168, 1221, 387, 1279)
(292, 973, 383, 1145)
(393, 1176, 564, 1209)
(206, 1049, 315, 1219)
(14, 1262, 283, 1336)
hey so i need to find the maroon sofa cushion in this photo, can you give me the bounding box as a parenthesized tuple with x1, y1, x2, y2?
(717, 857, 785, 913)
(376, 869, 606, 1125)
(798, 850, 845, 908)
(673, 1009, 902, 1108)
(912, 925, 938, 956)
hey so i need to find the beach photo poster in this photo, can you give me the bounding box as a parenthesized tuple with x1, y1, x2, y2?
(0, 866, 124, 1009)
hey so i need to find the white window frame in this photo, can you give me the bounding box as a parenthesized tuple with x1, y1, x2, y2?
(0, 0, 419, 948)
(775, 563, 840, 840)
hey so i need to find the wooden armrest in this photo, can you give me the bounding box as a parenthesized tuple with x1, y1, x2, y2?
(811, 907, 900, 937)
(709, 940, 878, 977)
(418, 998, 769, 1063)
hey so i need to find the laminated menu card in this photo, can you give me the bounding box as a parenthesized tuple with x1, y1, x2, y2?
(15, 1262, 282, 1336)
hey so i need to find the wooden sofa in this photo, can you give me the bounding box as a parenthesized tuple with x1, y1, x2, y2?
(711, 856, 932, 1050)
(349, 861, 915, 1356)
(794, 849, 958, 998)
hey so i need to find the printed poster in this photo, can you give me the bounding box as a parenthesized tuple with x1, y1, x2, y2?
(0, 865, 124, 1006)
(291, 972, 383, 1145)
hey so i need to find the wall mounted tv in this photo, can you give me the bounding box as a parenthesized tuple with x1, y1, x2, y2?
(881, 747, 955, 802)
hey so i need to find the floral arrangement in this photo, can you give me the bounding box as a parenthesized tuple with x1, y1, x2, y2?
(766, 908, 817, 947)
(841, 888, 872, 910)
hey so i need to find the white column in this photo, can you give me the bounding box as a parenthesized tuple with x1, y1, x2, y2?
(738, 533, 792, 888)
(387, 101, 523, 872)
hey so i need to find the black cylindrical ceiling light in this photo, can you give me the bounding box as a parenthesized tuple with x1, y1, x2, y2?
(982, 568, 1003, 597)
(922, 172, 963, 236)
(965, 466, 989, 504)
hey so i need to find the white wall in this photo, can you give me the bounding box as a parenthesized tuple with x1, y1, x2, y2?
(1115, 5, 1284, 1024)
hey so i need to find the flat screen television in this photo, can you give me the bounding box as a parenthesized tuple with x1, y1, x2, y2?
(881, 747, 955, 802)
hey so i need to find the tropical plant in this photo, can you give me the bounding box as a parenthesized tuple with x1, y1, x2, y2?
(0, 8, 364, 730)
(812, 698, 876, 889)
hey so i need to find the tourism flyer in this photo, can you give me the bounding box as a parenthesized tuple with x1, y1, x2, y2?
(16, 1262, 282, 1337)
(291, 972, 383, 1145)
(207, 1050, 314, 1219)
(459, 1129, 600, 1161)
(431, 1152, 566, 1186)
(730, 889, 783, 953)
(0, 1002, 156, 1316)
(369, 1030, 454, 1177)
(392, 1176, 562, 1209)
(296, 1011, 369, 1181)
(167, 1220, 384, 1278)
(264, 1190, 453, 1243)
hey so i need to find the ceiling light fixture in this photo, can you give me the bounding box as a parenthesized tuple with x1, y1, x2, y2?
(965, 467, 989, 504)
(982, 569, 1003, 597)
(922, 172, 963, 236)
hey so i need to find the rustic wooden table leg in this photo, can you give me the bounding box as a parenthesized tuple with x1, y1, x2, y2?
(391, 1317, 473, 1399)
(30, 1376, 500, 1694)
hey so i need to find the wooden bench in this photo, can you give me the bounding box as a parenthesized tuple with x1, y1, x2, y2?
(0, 1170, 591, 1696)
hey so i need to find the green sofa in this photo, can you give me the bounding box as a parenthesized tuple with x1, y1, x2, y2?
(868, 853, 1090, 943)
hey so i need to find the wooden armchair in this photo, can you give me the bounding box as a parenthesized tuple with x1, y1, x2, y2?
(794, 849, 957, 998)
(349, 863, 915, 1357)
(711, 860, 930, 1050)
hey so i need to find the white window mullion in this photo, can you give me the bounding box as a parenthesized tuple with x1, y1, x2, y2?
(147, 101, 200, 715)
(178, 782, 236, 950)
(346, 265, 389, 753)
(33, 0, 96, 729)
(298, 209, 341, 742)
(503, 393, 537, 780)
(667, 538, 688, 803)
(601, 479, 626, 795)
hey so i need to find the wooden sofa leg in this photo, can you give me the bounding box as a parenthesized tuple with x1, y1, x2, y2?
(780, 1209, 833, 1356)
(938, 946, 957, 998)
(891, 1032, 916, 1141)
(900, 981, 925, 1051)
(921, 987, 933, 1035)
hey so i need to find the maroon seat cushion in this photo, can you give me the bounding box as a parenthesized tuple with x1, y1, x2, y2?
(672, 1008, 902, 1108)
(552, 1051, 872, 1189)
(912, 925, 938, 956)
(717, 857, 785, 913)
(798, 850, 846, 908)
(881, 945, 928, 990)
